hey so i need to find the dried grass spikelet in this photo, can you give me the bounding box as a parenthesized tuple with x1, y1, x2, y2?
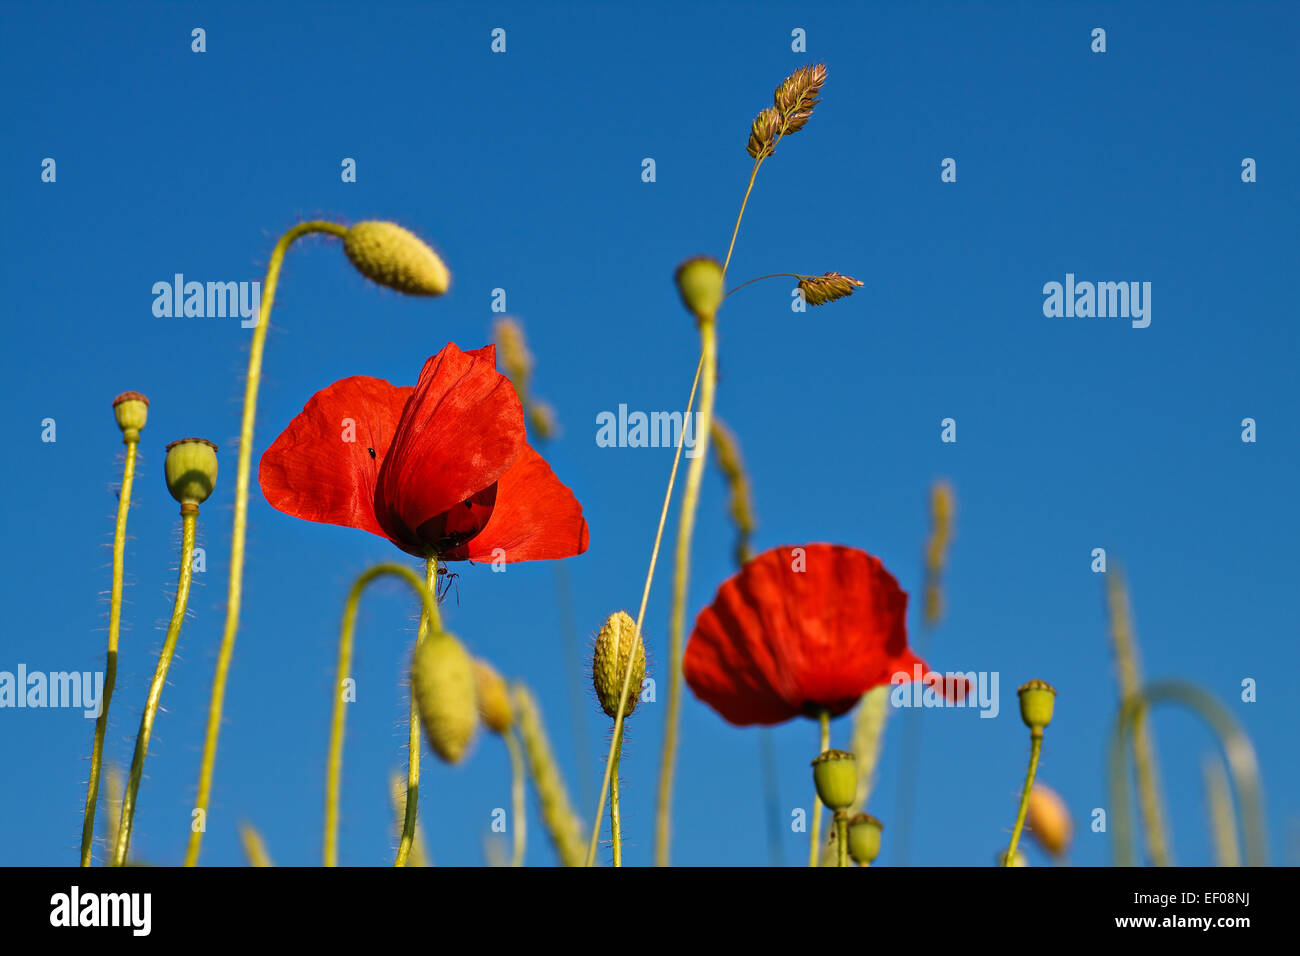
(746, 106, 783, 159)
(798, 272, 864, 307)
(774, 63, 827, 135)
(592, 610, 647, 719)
(343, 221, 450, 296)
(411, 634, 478, 764)
(710, 418, 756, 567)
(474, 658, 513, 735)
(493, 317, 559, 440)
(511, 682, 586, 866)
(1026, 783, 1072, 857)
(923, 480, 956, 626)
(239, 823, 273, 867)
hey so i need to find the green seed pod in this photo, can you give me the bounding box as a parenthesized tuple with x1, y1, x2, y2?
(592, 610, 645, 718)
(112, 391, 149, 441)
(343, 221, 450, 296)
(811, 748, 857, 811)
(412, 635, 478, 763)
(1017, 680, 1057, 735)
(847, 813, 883, 865)
(164, 438, 218, 506)
(674, 256, 724, 322)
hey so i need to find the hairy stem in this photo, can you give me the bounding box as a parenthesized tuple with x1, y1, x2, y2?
(610, 735, 623, 867)
(809, 709, 830, 867)
(395, 557, 440, 867)
(1004, 732, 1043, 865)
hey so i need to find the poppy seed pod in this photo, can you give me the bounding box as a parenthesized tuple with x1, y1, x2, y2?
(112, 391, 149, 441)
(847, 813, 883, 865)
(412, 634, 478, 763)
(811, 749, 857, 811)
(1026, 784, 1073, 857)
(473, 659, 513, 735)
(1017, 680, 1057, 735)
(164, 438, 218, 506)
(674, 256, 725, 322)
(592, 611, 646, 719)
(343, 221, 450, 296)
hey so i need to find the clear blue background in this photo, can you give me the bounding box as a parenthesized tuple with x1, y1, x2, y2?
(1, 0, 1296, 867)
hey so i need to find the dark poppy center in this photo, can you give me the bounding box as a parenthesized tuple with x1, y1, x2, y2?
(413, 483, 498, 553)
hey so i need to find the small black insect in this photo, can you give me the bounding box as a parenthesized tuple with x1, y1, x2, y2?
(367, 447, 376, 459)
(436, 565, 460, 606)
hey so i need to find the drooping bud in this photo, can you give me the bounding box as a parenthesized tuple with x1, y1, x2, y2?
(811, 749, 857, 812)
(474, 659, 513, 735)
(675, 256, 725, 323)
(412, 634, 478, 763)
(343, 221, 450, 296)
(847, 813, 883, 865)
(1026, 784, 1073, 857)
(592, 610, 646, 719)
(1017, 680, 1057, 735)
(112, 391, 149, 442)
(164, 438, 218, 506)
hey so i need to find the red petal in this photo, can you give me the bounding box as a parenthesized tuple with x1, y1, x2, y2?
(684, 544, 925, 726)
(259, 376, 412, 539)
(374, 344, 525, 545)
(445, 444, 590, 563)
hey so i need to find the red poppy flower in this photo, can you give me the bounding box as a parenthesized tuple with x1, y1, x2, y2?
(258, 342, 589, 562)
(683, 544, 926, 725)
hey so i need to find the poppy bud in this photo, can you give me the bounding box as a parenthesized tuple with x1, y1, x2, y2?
(412, 634, 478, 763)
(112, 391, 149, 441)
(998, 849, 1030, 866)
(811, 749, 857, 811)
(474, 659, 512, 735)
(164, 438, 218, 506)
(1017, 680, 1057, 735)
(1026, 784, 1072, 857)
(674, 256, 725, 322)
(343, 221, 450, 296)
(847, 812, 883, 865)
(592, 610, 646, 719)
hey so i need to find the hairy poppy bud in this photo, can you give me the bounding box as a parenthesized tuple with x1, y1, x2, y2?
(674, 256, 724, 322)
(1027, 784, 1072, 857)
(164, 438, 218, 506)
(112, 391, 149, 441)
(592, 610, 646, 718)
(999, 849, 1029, 867)
(811, 749, 857, 811)
(1017, 680, 1057, 735)
(847, 812, 883, 865)
(412, 635, 478, 763)
(343, 221, 450, 296)
(474, 659, 512, 735)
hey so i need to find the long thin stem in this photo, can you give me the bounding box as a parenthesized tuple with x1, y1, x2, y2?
(1003, 732, 1043, 865)
(809, 709, 830, 867)
(186, 220, 347, 866)
(505, 728, 527, 867)
(610, 735, 624, 867)
(81, 436, 138, 865)
(112, 506, 198, 867)
(654, 317, 717, 866)
(836, 814, 849, 867)
(584, 355, 704, 867)
(723, 273, 803, 299)
(396, 556, 440, 866)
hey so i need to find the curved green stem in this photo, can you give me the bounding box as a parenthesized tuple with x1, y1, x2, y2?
(654, 316, 717, 866)
(1003, 732, 1043, 866)
(610, 735, 624, 866)
(81, 436, 138, 866)
(186, 220, 347, 866)
(112, 505, 198, 866)
(505, 728, 527, 867)
(809, 709, 830, 867)
(395, 556, 440, 867)
(1109, 680, 1266, 867)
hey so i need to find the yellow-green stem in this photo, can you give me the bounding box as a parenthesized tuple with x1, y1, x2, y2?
(505, 728, 527, 867)
(584, 355, 704, 866)
(809, 709, 830, 867)
(836, 813, 849, 867)
(1004, 732, 1043, 866)
(654, 316, 717, 866)
(81, 437, 138, 866)
(113, 506, 197, 867)
(186, 220, 346, 866)
(610, 735, 623, 867)
(395, 556, 440, 866)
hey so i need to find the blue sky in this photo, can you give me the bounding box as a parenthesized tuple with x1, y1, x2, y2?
(2, 0, 1296, 867)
